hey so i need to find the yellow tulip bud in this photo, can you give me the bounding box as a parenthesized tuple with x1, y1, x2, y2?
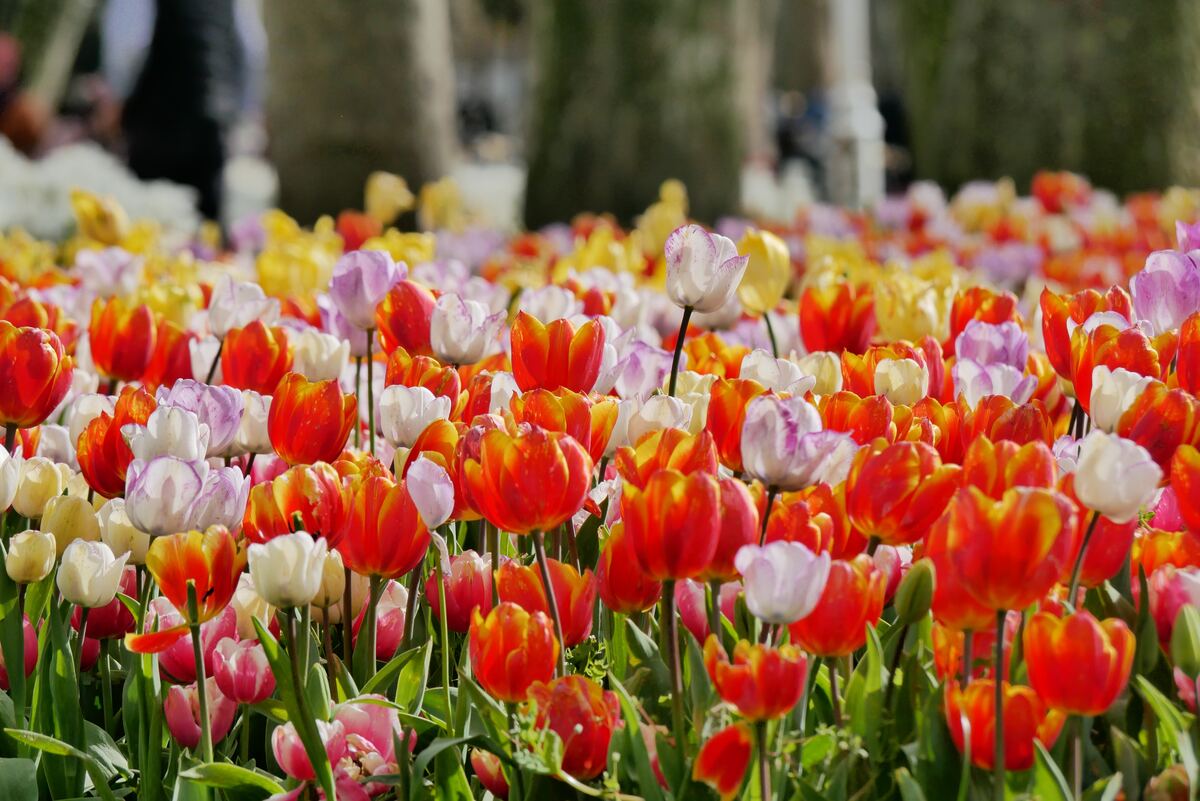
(795, 352, 844, 396)
(5, 529, 56, 584)
(737, 229, 791, 315)
(41, 494, 101, 557)
(13, 457, 69, 519)
(873, 358, 930, 407)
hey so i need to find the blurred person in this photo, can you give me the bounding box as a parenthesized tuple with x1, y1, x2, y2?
(0, 33, 50, 154)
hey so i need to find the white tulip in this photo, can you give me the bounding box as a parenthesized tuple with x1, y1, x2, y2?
(68, 392, 116, 444)
(208, 275, 280, 337)
(739, 349, 817, 395)
(874, 358, 929, 407)
(5, 529, 56, 584)
(407, 456, 455, 530)
(0, 446, 20, 511)
(736, 541, 831, 624)
(664, 224, 749, 313)
(98, 498, 151, 564)
(292, 328, 350, 382)
(795, 352, 843, 396)
(1074, 430, 1162, 524)
(57, 540, 129, 608)
(123, 406, 211, 462)
(625, 394, 692, 446)
(1089, 366, 1154, 434)
(248, 532, 328, 608)
(430, 293, 504, 365)
(378, 385, 452, 449)
(235, 390, 272, 455)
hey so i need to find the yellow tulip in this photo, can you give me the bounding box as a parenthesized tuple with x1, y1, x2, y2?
(365, 171, 414, 226)
(362, 229, 436, 266)
(417, 178, 465, 232)
(736, 228, 791, 315)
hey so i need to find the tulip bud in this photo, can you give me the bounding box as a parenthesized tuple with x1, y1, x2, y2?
(234, 390, 272, 455)
(311, 549, 347, 610)
(212, 637, 276, 704)
(665, 224, 749, 313)
(1089, 365, 1153, 434)
(736, 228, 790, 315)
(292, 328, 350, 382)
(874, 358, 929, 406)
(378, 385, 451, 449)
(795, 351, 843, 396)
(41, 494, 101, 556)
(230, 573, 276, 639)
(894, 559, 935, 625)
(98, 498, 151, 564)
(735, 541, 830, 625)
(1172, 606, 1200, 679)
(164, 678, 237, 750)
(0, 447, 19, 511)
(13, 456, 69, 518)
(5, 529, 56, 584)
(1074, 431, 1162, 524)
(407, 456, 454, 530)
(57, 540, 129, 608)
(248, 532, 327, 609)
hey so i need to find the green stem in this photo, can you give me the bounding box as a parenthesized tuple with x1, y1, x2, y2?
(532, 531, 568, 675)
(437, 567, 454, 736)
(100, 639, 114, 734)
(707, 579, 722, 645)
(756, 720, 772, 801)
(1066, 511, 1102, 606)
(204, 338, 224, 384)
(666, 306, 694, 397)
(760, 488, 778, 546)
(76, 606, 90, 700)
(362, 575, 384, 681)
(993, 609, 1006, 801)
(763, 312, 779, 359)
(487, 522, 500, 609)
(830, 657, 842, 727)
(321, 603, 336, 696)
(285, 610, 336, 800)
(661, 579, 688, 758)
(342, 565, 354, 672)
(186, 583, 213, 762)
(402, 567, 421, 650)
(10, 583, 25, 729)
(353, 357, 362, 450)
(366, 329, 376, 456)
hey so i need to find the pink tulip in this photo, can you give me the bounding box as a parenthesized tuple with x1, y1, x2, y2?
(675, 579, 740, 643)
(0, 614, 36, 691)
(272, 719, 347, 781)
(145, 598, 238, 683)
(1152, 486, 1185, 532)
(334, 694, 415, 782)
(425, 550, 493, 633)
(471, 749, 509, 799)
(1148, 565, 1200, 645)
(212, 637, 276, 704)
(353, 580, 407, 660)
(164, 678, 236, 750)
(71, 566, 137, 639)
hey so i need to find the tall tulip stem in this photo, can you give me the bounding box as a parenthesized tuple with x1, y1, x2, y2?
(532, 531, 568, 675)
(756, 720, 772, 800)
(204, 338, 224, 384)
(186, 583, 214, 763)
(353, 357, 362, 449)
(759, 488, 778, 545)
(362, 575, 384, 681)
(487, 523, 500, 609)
(366, 329, 376, 456)
(342, 565, 354, 673)
(661, 579, 688, 758)
(667, 306, 694, 397)
(962, 631, 973, 685)
(1066, 511, 1102, 606)
(436, 568, 455, 736)
(707, 579, 722, 646)
(763, 312, 779, 358)
(993, 609, 1006, 800)
(76, 606, 90, 700)
(1073, 715, 1085, 801)
(3, 422, 15, 453)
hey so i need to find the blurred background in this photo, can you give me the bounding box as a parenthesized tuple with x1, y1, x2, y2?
(0, 0, 1197, 237)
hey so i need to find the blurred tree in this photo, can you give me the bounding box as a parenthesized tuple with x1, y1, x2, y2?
(897, 0, 1200, 193)
(262, 0, 457, 223)
(523, 0, 743, 227)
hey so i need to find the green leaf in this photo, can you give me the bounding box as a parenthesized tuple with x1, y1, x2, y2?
(1110, 726, 1145, 801)
(607, 674, 666, 801)
(0, 757, 38, 801)
(1134, 566, 1159, 675)
(3, 729, 119, 801)
(178, 762, 285, 797)
(361, 644, 425, 697)
(395, 640, 432, 714)
(894, 767, 928, 801)
(623, 617, 670, 697)
(433, 747, 475, 801)
(410, 736, 483, 801)
(85, 721, 131, 779)
(1032, 740, 1072, 801)
(845, 623, 886, 757)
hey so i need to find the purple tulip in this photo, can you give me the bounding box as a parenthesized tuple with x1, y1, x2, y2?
(328, 250, 404, 330)
(740, 395, 859, 490)
(954, 320, 1029, 370)
(156, 379, 245, 458)
(612, 341, 675, 401)
(951, 359, 1037, 409)
(190, 466, 251, 530)
(1130, 249, 1200, 336)
(1178, 220, 1200, 253)
(124, 457, 208, 537)
(318, 294, 371, 358)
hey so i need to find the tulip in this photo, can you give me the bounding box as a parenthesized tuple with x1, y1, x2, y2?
(693, 722, 753, 800)
(738, 349, 815, 395)
(469, 602, 558, 702)
(429, 293, 504, 366)
(71, 566, 136, 639)
(248, 531, 327, 608)
(385, 347, 462, 408)
(845, 440, 960, 547)
(597, 522, 662, 614)
(665, 224, 749, 314)
(1023, 611, 1134, 715)
(735, 541, 830, 624)
(703, 377, 768, 473)
(311, 549, 347, 612)
(242, 462, 346, 544)
(960, 436, 1056, 499)
(1073, 431, 1162, 524)
(788, 555, 885, 657)
(329, 250, 403, 330)
(220, 321, 293, 395)
(378, 385, 451, 449)
(736, 228, 790, 316)
(268, 373, 357, 465)
(1089, 365, 1154, 433)
(341, 474, 430, 579)
(605, 340, 674, 401)
(874, 357, 930, 407)
(41, 494, 101, 555)
(123, 456, 207, 537)
(212, 637, 276, 704)
(0, 614, 36, 691)
(207, 275, 280, 338)
(333, 694, 415, 778)
(69, 393, 116, 444)
(273, 719, 348, 781)
(234, 389, 272, 455)
(621, 468, 720, 581)
(470, 749, 509, 800)
(352, 579, 408, 660)
(1181, 311, 1200, 395)
(164, 678, 236, 751)
(58, 540, 129, 608)
(796, 351, 843, 396)
(425, 549, 493, 633)
(1148, 565, 1200, 645)
(624, 394, 692, 445)
(497, 557, 596, 648)
(0, 445, 18, 510)
(1069, 322, 1162, 415)
(704, 635, 808, 721)
(945, 679, 1066, 771)
(376, 279, 436, 356)
(0, 322, 73, 430)
(76, 385, 158, 498)
(89, 296, 156, 383)
(124, 405, 210, 462)
(613, 427, 718, 489)
(292, 328, 350, 383)
(1170, 445, 1200, 536)
(144, 598, 240, 685)
(1131, 249, 1200, 336)
(741, 395, 858, 491)
(702, 476, 760, 582)
(955, 320, 1029, 369)
(509, 387, 617, 465)
(12, 457, 68, 518)
(4, 529, 55, 584)
(951, 359, 1036, 409)
(525, 676, 622, 780)
(230, 573, 277, 640)
(1114, 382, 1200, 474)
(189, 465, 250, 531)
(676, 579, 740, 643)
(510, 311, 606, 393)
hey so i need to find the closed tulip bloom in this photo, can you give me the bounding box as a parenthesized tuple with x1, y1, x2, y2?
(156, 379, 245, 459)
(796, 351, 843, 396)
(960, 436, 1056, 500)
(352, 578, 409, 660)
(242, 461, 346, 544)
(703, 476, 760, 582)
(248, 531, 327, 608)
(310, 549, 347, 612)
(525, 676, 622, 780)
(470, 749, 509, 800)
(469, 602, 559, 703)
(235, 390, 272, 455)
(508, 388, 618, 465)
(789, 554, 886, 657)
(621, 468, 721, 580)
(341, 474, 430, 579)
(41, 494, 101, 556)
(693, 722, 753, 800)
(212, 637, 276, 704)
(1172, 445, 1200, 534)
(97, 498, 150, 564)
(613, 427, 718, 489)
(58, 540, 129, 608)
(376, 279, 436, 356)
(1089, 366, 1154, 433)
(124, 405, 210, 462)
(945, 486, 1079, 612)
(944, 680, 1066, 771)
(329, 249, 403, 330)
(378, 384, 451, 449)
(221, 321, 293, 395)
(704, 377, 768, 473)
(230, 573, 277, 640)
(846, 440, 961, 547)
(189, 465, 250, 531)
(597, 522, 662, 614)
(207, 275, 280, 338)
(874, 357, 930, 406)
(426, 549, 493, 633)
(13, 456, 69, 518)
(5, 528, 55, 583)
(498, 557, 596, 647)
(665, 224, 749, 313)
(625, 394, 692, 445)
(124, 456, 207, 537)
(510, 311, 606, 393)
(1148, 565, 1200, 645)
(738, 349, 816, 396)
(268, 373, 357, 465)
(955, 320, 1029, 369)
(273, 719, 348, 781)
(164, 679, 237, 751)
(77, 385, 158, 498)
(951, 359, 1037, 409)
(1131, 249, 1200, 336)
(742, 394, 858, 490)
(735, 541, 830, 624)
(1073, 430, 1162, 524)
(1023, 611, 1134, 715)
(0, 446, 18, 510)
(430, 293, 504, 365)
(89, 296, 156, 382)
(704, 636, 808, 720)
(291, 328, 350, 382)
(736, 228, 790, 315)
(0, 322, 74, 428)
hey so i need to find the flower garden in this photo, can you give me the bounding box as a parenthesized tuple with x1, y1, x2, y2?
(0, 171, 1199, 800)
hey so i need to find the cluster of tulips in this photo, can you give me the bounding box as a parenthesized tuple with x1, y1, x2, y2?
(0, 171, 1199, 801)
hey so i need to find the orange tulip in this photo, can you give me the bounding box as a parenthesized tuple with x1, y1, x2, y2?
(925, 514, 996, 632)
(89, 296, 157, 383)
(840, 342, 925, 398)
(702, 476, 760, 581)
(947, 286, 1021, 351)
(1116, 382, 1200, 472)
(703, 378, 767, 472)
(1179, 311, 1200, 395)
(126, 526, 244, 654)
(931, 619, 1017, 682)
(943, 486, 1079, 612)
(460, 424, 592, 535)
(786, 481, 867, 558)
(799, 280, 875, 355)
(845, 440, 960, 547)
(497, 558, 595, 648)
(385, 346, 462, 412)
(1173, 445, 1200, 534)
(77, 386, 157, 499)
(1040, 285, 1133, 379)
(375, 279, 436, 356)
(693, 723, 753, 801)
(267, 373, 357, 465)
(142, 319, 196, 392)
(682, 332, 748, 379)
(703, 636, 807, 721)
(818, 391, 897, 444)
(221, 321, 293, 395)
(1069, 323, 1161, 414)
(508, 388, 617, 464)
(3, 296, 80, 352)
(242, 462, 346, 546)
(1023, 611, 1134, 715)
(788, 554, 886, 657)
(960, 395, 1054, 447)
(1056, 474, 1138, 588)
(510, 311, 605, 393)
(596, 522, 661, 614)
(612, 427, 718, 489)
(763, 490, 835, 554)
(944, 680, 1066, 771)
(1133, 528, 1200, 579)
(525, 676, 622, 780)
(961, 437, 1056, 499)
(469, 602, 558, 703)
(620, 469, 721, 581)
(0, 322, 74, 429)
(340, 474, 430, 579)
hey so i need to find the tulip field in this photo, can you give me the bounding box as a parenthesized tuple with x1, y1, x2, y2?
(2, 172, 1200, 800)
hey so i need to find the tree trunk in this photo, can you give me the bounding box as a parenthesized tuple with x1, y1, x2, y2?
(523, 0, 742, 228)
(262, 0, 457, 223)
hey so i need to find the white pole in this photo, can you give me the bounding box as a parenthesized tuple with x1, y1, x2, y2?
(824, 0, 885, 209)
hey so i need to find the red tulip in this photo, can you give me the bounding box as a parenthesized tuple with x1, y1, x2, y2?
(703, 378, 767, 472)
(703, 636, 807, 721)
(340, 474, 430, 579)
(497, 557, 595, 648)
(267, 373, 357, 465)
(76, 385, 157, 499)
(508, 387, 617, 464)
(799, 280, 875, 355)
(221, 321, 293, 394)
(242, 462, 347, 545)
(1171, 445, 1200, 534)
(89, 296, 156, 382)
(788, 554, 885, 657)
(510, 311, 605, 393)
(0, 321, 74, 428)
(944, 679, 1066, 771)
(1023, 611, 1134, 715)
(693, 723, 753, 800)
(620, 469, 721, 581)
(596, 522, 661, 615)
(612, 427, 718, 489)
(376, 279, 436, 356)
(845, 439, 961, 547)
(469, 602, 558, 703)
(425, 549, 494, 633)
(525, 676, 621, 780)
